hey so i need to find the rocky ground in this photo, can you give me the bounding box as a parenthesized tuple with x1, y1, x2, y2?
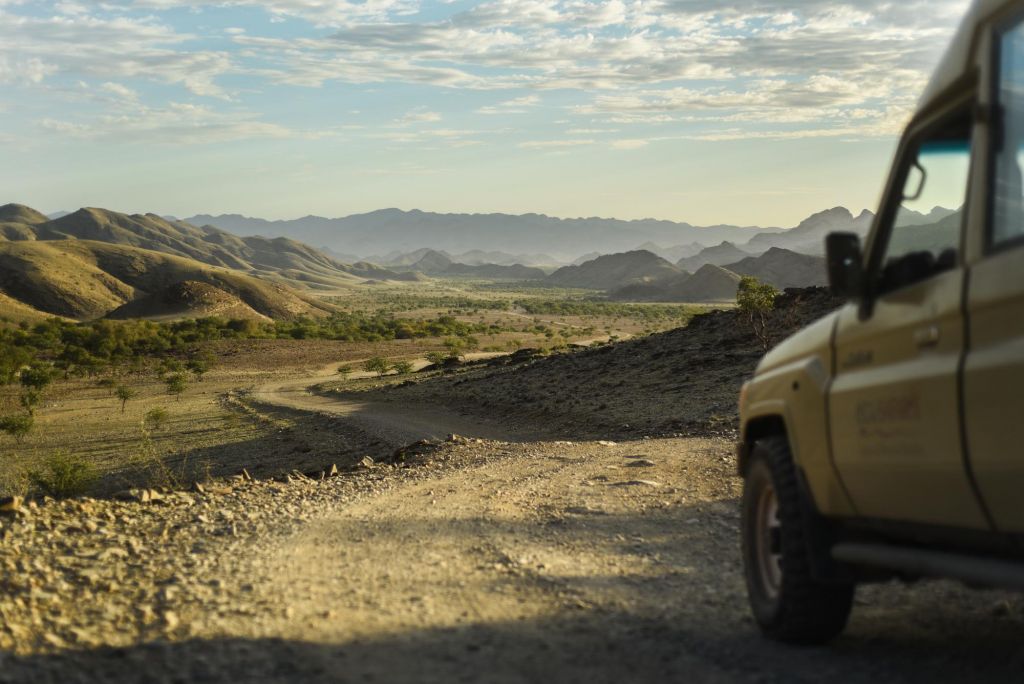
(3, 289, 1023, 682)
(2, 433, 1023, 683)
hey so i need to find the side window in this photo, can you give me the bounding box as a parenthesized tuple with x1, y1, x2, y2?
(993, 21, 1024, 247)
(876, 115, 970, 295)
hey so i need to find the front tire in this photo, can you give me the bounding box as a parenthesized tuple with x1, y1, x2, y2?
(741, 436, 854, 644)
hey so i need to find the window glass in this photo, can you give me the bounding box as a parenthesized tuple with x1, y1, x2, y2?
(877, 124, 969, 294)
(994, 22, 1024, 246)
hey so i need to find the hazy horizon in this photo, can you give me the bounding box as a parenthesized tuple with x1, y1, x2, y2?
(3, 0, 970, 226)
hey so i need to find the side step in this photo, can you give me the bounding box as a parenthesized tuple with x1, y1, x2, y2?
(832, 543, 1024, 591)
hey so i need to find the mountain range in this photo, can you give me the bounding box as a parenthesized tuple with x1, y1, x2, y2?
(182, 209, 783, 263)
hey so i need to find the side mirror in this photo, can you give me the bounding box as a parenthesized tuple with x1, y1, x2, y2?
(826, 232, 865, 300)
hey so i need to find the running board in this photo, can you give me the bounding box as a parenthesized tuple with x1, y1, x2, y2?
(832, 542, 1024, 591)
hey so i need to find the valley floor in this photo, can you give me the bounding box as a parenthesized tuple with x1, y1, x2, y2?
(2, 371, 1023, 683)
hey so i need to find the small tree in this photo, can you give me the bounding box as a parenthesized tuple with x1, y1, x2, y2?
(115, 385, 137, 413)
(19, 362, 54, 393)
(337, 364, 353, 377)
(736, 276, 780, 351)
(165, 373, 187, 400)
(0, 414, 33, 444)
(363, 357, 390, 378)
(145, 407, 169, 431)
(392, 360, 414, 375)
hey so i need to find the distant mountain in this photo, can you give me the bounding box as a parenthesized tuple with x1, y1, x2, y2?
(896, 206, 958, 226)
(608, 263, 741, 302)
(676, 241, 752, 272)
(571, 251, 602, 266)
(547, 250, 682, 290)
(723, 247, 828, 289)
(396, 249, 545, 280)
(745, 207, 874, 255)
(184, 209, 781, 262)
(635, 241, 704, 262)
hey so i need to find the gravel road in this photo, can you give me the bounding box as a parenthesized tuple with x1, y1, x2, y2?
(2, 432, 1023, 683)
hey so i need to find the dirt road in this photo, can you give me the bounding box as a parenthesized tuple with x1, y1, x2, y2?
(2, 374, 1023, 682)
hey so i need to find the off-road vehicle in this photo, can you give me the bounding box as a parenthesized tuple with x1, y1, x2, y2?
(737, 0, 1024, 643)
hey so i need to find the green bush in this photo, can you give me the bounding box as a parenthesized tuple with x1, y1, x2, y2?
(165, 373, 187, 399)
(392, 360, 414, 375)
(363, 357, 390, 377)
(145, 407, 169, 431)
(0, 414, 33, 443)
(30, 450, 97, 498)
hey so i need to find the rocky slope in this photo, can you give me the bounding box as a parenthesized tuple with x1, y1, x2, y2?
(363, 288, 842, 439)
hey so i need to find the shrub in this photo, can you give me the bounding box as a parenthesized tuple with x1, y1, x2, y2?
(165, 373, 187, 399)
(186, 356, 211, 381)
(145, 407, 169, 431)
(363, 357, 390, 377)
(392, 360, 414, 375)
(736, 276, 780, 350)
(0, 414, 33, 444)
(19, 390, 41, 416)
(30, 450, 97, 498)
(424, 351, 447, 366)
(337, 364, 353, 377)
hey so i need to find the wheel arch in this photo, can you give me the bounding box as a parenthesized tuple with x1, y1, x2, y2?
(739, 414, 790, 477)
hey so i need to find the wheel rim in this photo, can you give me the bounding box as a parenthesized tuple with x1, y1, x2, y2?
(754, 482, 783, 600)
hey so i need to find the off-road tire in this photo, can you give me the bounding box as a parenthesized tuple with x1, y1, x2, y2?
(741, 436, 854, 644)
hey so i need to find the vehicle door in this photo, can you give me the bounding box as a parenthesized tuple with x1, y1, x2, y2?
(828, 104, 991, 529)
(964, 14, 1024, 534)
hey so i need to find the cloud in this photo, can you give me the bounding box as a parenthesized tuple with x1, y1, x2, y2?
(3, 0, 972, 146)
(395, 107, 442, 125)
(39, 102, 293, 145)
(0, 10, 232, 97)
(610, 138, 648, 150)
(518, 139, 594, 149)
(476, 94, 539, 114)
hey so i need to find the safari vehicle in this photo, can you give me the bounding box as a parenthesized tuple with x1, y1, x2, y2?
(737, 0, 1024, 644)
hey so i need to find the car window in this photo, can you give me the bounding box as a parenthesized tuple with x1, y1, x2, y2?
(993, 20, 1024, 248)
(876, 118, 970, 295)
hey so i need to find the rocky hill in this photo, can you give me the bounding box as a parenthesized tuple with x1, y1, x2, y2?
(608, 263, 741, 302)
(723, 247, 828, 289)
(0, 239, 335, 320)
(546, 250, 682, 290)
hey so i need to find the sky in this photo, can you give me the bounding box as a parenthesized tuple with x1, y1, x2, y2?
(0, 0, 971, 227)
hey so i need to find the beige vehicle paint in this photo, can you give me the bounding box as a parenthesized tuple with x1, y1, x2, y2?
(739, 0, 1024, 537)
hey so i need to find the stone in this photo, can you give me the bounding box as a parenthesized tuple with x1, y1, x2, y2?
(192, 482, 206, 495)
(326, 464, 339, 478)
(240, 469, 253, 482)
(626, 459, 656, 468)
(360, 456, 375, 469)
(0, 496, 23, 516)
